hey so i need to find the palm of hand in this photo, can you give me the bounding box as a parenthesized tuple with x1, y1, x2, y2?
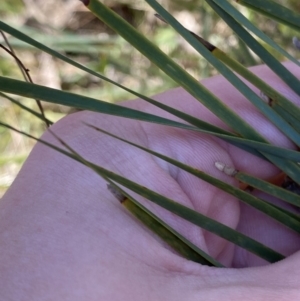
(1, 63, 300, 300)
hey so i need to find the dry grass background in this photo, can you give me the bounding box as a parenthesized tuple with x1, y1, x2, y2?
(0, 0, 299, 197)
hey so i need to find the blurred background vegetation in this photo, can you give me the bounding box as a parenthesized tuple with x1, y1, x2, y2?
(0, 0, 299, 197)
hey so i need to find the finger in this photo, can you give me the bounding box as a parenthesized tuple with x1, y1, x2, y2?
(139, 61, 300, 176)
(135, 62, 300, 265)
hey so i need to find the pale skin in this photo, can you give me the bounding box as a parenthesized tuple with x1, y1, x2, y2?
(1, 62, 300, 300)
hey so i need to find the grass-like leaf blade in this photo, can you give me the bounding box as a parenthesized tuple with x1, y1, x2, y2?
(206, 0, 300, 97)
(0, 19, 255, 151)
(212, 0, 300, 66)
(85, 123, 300, 234)
(236, 171, 300, 208)
(135, 0, 300, 186)
(156, 13, 300, 148)
(0, 92, 53, 125)
(236, 0, 300, 32)
(0, 121, 285, 263)
(106, 181, 223, 267)
(84, 0, 269, 141)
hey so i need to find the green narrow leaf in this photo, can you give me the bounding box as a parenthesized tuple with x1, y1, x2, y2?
(234, 38, 257, 66)
(0, 92, 53, 125)
(84, 0, 269, 141)
(85, 123, 300, 235)
(258, 199, 300, 221)
(106, 181, 223, 267)
(0, 121, 285, 263)
(206, 0, 300, 97)
(272, 105, 300, 134)
(0, 19, 255, 155)
(135, 0, 300, 186)
(0, 76, 266, 163)
(236, 171, 300, 208)
(5, 31, 117, 53)
(156, 13, 300, 148)
(88, 166, 286, 263)
(83, 0, 300, 190)
(3, 76, 293, 164)
(236, 0, 300, 32)
(2, 8, 300, 185)
(212, 51, 300, 141)
(0, 21, 168, 106)
(211, 0, 300, 66)
(0, 76, 204, 131)
(204, 2, 300, 145)
(0, 15, 270, 160)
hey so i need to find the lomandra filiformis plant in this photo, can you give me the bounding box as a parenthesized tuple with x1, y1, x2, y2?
(1, 0, 300, 267)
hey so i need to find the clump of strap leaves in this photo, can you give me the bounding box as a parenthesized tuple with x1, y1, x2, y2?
(1, 0, 300, 267)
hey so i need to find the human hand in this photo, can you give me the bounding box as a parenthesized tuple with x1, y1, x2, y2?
(1, 62, 300, 300)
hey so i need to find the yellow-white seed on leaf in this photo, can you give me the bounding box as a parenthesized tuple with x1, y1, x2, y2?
(259, 91, 271, 104)
(214, 161, 237, 176)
